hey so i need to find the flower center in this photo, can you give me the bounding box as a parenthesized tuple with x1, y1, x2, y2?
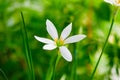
(115, 0, 120, 4)
(55, 38, 64, 47)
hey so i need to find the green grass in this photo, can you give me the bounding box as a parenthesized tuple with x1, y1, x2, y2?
(20, 11, 35, 80)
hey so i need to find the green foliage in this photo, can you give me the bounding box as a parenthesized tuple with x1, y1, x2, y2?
(0, 0, 120, 80)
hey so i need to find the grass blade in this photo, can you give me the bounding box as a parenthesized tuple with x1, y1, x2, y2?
(20, 11, 35, 80)
(0, 68, 8, 80)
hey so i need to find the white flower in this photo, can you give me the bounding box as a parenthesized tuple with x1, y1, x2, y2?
(110, 65, 120, 80)
(34, 19, 86, 62)
(104, 0, 120, 6)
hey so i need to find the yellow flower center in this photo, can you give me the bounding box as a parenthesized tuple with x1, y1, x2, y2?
(54, 38, 64, 47)
(115, 0, 120, 4)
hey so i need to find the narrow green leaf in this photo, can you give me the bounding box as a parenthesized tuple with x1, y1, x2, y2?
(20, 11, 35, 80)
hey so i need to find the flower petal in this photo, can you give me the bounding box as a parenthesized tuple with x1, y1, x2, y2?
(104, 0, 114, 5)
(64, 34, 86, 44)
(46, 19, 58, 40)
(34, 35, 54, 44)
(43, 44, 57, 50)
(59, 46, 72, 62)
(60, 23, 72, 40)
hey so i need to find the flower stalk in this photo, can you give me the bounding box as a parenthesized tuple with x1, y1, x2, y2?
(71, 43, 77, 80)
(46, 52, 60, 80)
(90, 7, 119, 80)
(52, 54, 61, 80)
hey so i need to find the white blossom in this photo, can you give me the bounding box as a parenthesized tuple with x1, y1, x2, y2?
(34, 19, 86, 62)
(110, 65, 120, 80)
(104, 0, 120, 6)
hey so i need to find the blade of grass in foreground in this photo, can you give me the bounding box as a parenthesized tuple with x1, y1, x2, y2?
(0, 68, 8, 80)
(20, 11, 35, 80)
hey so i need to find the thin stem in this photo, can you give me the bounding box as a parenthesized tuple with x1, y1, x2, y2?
(90, 7, 118, 80)
(46, 53, 60, 80)
(52, 54, 60, 80)
(20, 11, 35, 80)
(0, 68, 8, 80)
(71, 43, 77, 80)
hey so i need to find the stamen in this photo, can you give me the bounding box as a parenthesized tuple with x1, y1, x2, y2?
(55, 38, 65, 47)
(60, 39, 64, 45)
(115, 0, 120, 4)
(54, 38, 58, 42)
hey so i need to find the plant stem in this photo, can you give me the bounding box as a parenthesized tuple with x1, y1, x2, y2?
(46, 53, 60, 80)
(20, 11, 35, 80)
(71, 43, 77, 80)
(52, 54, 60, 80)
(0, 68, 8, 80)
(90, 7, 118, 80)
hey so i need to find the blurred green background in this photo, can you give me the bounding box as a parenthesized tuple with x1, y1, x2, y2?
(0, 0, 120, 80)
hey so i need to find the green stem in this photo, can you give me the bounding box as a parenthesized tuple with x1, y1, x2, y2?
(90, 7, 118, 80)
(71, 43, 77, 80)
(20, 11, 35, 80)
(52, 54, 60, 80)
(0, 68, 8, 80)
(46, 53, 60, 80)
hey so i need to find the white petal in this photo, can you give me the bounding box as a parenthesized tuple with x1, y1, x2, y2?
(46, 19, 58, 40)
(104, 0, 114, 5)
(60, 23, 72, 40)
(64, 34, 86, 44)
(59, 46, 72, 62)
(34, 35, 54, 44)
(43, 44, 57, 50)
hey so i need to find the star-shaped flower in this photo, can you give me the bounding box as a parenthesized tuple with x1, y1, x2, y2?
(104, 0, 120, 6)
(34, 19, 86, 62)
